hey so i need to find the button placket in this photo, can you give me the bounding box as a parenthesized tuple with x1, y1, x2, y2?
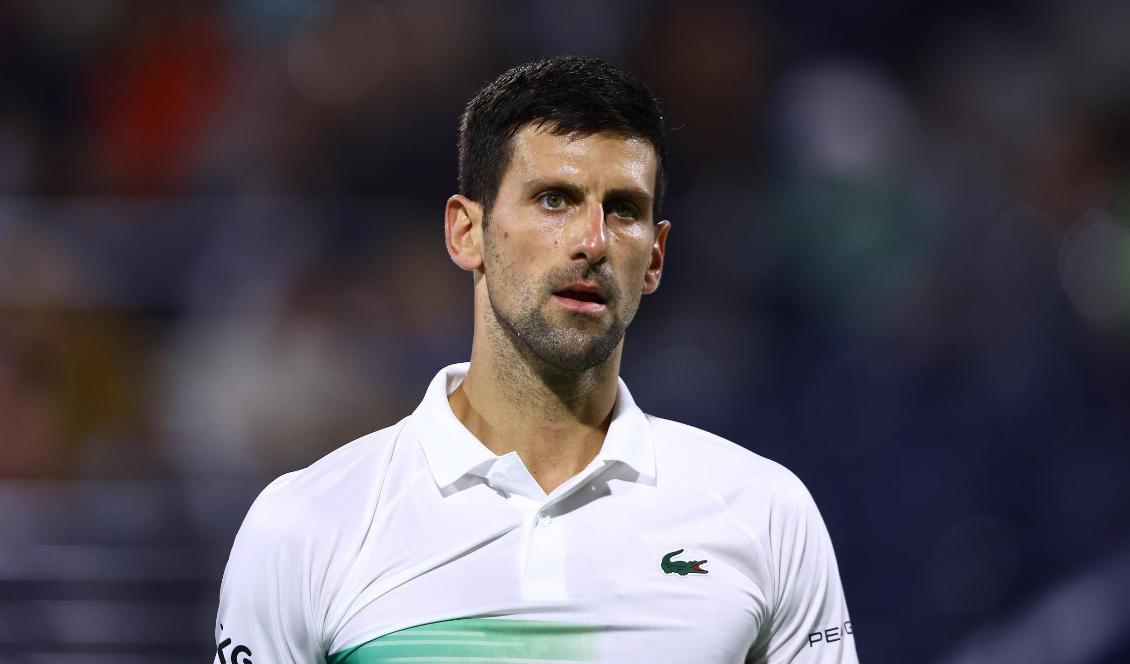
(523, 507, 567, 601)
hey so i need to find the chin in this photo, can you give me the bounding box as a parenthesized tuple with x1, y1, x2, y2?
(533, 332, 622, 373)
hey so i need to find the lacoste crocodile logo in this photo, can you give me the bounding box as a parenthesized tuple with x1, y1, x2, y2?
(661, 548, 708, 576)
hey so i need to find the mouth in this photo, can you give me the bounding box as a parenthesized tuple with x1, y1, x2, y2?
(552, 284, 609, 313)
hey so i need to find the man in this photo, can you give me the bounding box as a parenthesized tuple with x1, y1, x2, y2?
(214, 56, 858, 664)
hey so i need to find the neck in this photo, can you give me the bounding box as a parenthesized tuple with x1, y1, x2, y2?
(448, 316, 621, 495)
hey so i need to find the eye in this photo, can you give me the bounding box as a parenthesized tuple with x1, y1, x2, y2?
(608, 200, 640, 220)
(538, 191, 567, 210)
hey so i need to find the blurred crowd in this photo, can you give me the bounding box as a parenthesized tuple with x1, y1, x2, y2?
(1, 1, 1129, 663)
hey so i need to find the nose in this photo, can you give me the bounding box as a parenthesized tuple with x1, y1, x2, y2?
(568, 202, 608, 264)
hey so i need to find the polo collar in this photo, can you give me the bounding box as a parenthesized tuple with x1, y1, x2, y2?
(412, 362, 656, 491)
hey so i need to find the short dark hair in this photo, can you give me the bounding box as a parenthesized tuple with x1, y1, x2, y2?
(458, 56, 669, 220)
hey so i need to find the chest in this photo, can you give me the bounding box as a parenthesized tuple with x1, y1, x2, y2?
(326, 483, 773, 663)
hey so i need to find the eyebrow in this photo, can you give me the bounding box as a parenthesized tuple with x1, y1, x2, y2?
(524, 179, 654, 212)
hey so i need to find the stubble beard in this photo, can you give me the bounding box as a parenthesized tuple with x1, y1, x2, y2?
(484, 247, 635, 375)
(490, 287, 626, 373)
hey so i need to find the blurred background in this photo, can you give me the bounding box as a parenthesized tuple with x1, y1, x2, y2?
(1, 0, 1129, 662)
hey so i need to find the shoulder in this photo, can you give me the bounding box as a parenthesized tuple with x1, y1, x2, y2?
(647, 415, 810, 501)
(217, 417, 421, 652)
(236, 417, 412, 549)
(645, 415, 823, 546)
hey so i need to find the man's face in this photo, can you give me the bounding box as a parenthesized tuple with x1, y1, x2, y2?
(481, 124, 668, 372)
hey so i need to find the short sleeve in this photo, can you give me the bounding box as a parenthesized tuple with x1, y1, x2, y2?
(212, 486, 325, 664)
(746, 479, 858, 663)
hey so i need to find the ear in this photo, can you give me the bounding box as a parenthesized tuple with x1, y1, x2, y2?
(642, 219, 670, 294)
(445, 194, 484, 271)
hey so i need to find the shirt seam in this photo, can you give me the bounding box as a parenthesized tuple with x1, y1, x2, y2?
(696, 485, 779, 618)
(317, 417, 413, 654)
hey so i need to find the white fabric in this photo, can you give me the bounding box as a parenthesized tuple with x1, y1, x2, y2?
(213, 362, 858, 663)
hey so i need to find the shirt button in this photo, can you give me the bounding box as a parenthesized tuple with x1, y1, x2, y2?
(537, 513, 551, 527)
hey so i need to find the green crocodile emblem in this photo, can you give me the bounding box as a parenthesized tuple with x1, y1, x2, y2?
(661, 548, 708, 576)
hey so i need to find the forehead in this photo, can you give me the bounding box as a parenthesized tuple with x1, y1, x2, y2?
(503, 124, 658, 193)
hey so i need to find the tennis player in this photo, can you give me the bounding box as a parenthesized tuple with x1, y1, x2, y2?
(213, 55, 858, 664)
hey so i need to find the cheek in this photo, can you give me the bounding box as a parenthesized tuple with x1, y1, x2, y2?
(485, 235, 541, 300)
(614, 232, 656, 278)
(497, 226, 559, 272)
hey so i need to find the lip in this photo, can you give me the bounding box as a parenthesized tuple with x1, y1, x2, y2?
(558, 282, 608, 299)
(559, 281, 603, 295)
(551, 293, 608, 313)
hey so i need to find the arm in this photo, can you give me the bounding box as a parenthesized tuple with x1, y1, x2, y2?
(213, 485, 325, 664)
(747, 479, 858, 663)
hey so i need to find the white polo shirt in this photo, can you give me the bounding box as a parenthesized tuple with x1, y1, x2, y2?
(213, 363, 857, 664)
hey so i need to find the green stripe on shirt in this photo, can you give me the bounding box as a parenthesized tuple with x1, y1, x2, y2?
(327, 617, 599, 663)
